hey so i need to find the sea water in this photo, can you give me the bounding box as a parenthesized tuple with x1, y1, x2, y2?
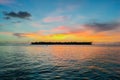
(0, 45, 120, 80)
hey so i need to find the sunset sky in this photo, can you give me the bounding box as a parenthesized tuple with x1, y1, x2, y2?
(0, 0, 120, 43)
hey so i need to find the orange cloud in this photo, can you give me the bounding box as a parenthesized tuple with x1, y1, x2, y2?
(2, 29, 119, 42)
(1, 22, 119, 42)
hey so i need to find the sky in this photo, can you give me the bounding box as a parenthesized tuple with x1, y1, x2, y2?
(0, 0, 120, 43)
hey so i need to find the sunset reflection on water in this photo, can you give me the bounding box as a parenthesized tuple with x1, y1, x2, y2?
(0, 45, 120, 80)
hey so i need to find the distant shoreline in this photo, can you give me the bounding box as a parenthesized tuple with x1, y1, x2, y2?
(31, 42, 92, 45)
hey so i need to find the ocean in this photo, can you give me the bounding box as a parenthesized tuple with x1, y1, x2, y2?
(0, 44, 120, 80)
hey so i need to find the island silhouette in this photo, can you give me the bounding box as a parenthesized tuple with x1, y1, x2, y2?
(31, 42, 92, 45)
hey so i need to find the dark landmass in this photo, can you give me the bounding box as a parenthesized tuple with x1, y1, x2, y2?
(31, 42, 92, 45)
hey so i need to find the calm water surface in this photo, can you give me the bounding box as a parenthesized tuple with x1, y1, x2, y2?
(0, 45, 120, 80)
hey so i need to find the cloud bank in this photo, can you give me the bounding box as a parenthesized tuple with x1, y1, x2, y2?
(85, 22, 120, 32)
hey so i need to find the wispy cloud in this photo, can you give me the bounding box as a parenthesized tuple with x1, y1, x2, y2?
(0, 0, 14, 5)
(52, 26, 69, 31)
(13, 33, 37, 38)
(43, 16, 69, 23)
(30, 22, 42, 27)
(43, 3, 78, 21)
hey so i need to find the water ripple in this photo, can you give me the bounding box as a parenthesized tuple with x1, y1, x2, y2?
(0, 45, 120, 80)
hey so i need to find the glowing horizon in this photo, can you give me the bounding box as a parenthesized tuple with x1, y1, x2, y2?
(0, 0, 120, 43)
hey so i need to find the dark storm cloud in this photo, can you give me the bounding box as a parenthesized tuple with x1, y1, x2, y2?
(3, 11, 31, 19)
(85, 22, 120, 32)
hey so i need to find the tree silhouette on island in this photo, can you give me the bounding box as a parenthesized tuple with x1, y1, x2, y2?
(31, 42, 92, 45)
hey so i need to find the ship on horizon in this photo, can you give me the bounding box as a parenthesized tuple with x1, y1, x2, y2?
(31, 42, 92, 45)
